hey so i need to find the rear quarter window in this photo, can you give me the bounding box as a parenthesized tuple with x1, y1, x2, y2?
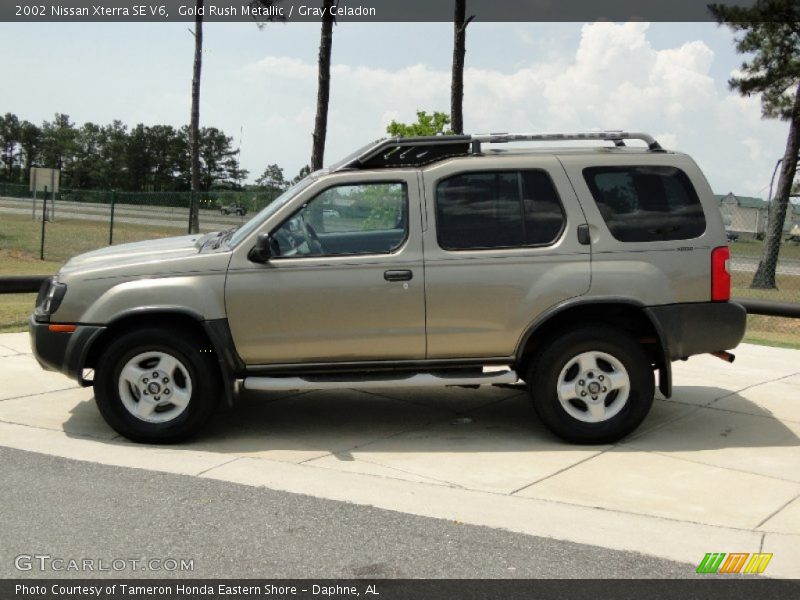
(435, 170, 566, 250)
(582, 165, 706, 242)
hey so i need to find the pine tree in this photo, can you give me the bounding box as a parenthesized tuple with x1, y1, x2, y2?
(710, 0, 800, 288)
(450, 0, 474, 135)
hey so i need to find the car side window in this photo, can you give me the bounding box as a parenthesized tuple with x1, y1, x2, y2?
(582, 166, 706, 242)
(271, 182, 408, 257)
(435, 170, 565, 250)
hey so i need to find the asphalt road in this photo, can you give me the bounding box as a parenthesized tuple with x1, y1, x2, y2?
(0, 445, 697, 579)
(0, 196, 247, 232)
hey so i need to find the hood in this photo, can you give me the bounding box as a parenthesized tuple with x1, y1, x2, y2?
(59, 234, 209, 275)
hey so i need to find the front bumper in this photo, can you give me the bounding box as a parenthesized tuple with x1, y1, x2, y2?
(646, 302, 747, 361)
(29, 316, 105, 384)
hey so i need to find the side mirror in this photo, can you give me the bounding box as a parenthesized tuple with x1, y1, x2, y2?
(248, 233, 273, 263)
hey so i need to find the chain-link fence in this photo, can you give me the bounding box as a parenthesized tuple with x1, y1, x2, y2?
(0, 182, 281, 264)
(721, 194, 800, 347)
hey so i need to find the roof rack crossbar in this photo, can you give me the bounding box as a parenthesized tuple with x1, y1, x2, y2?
(471, 131, 663, 152)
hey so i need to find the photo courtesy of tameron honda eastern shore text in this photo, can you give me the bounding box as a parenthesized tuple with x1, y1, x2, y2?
(29, 131, 746, 444)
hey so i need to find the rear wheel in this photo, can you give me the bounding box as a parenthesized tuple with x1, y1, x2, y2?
(94, 328, 220, 443)
(527, 326, 654, 444)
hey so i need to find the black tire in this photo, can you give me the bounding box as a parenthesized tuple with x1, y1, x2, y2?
(94, 328, 220, 443)
(527, 326, 654, 444)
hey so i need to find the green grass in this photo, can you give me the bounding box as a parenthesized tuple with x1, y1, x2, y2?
(0, 249, 60, 275)
(0, 247, 61, 333)
(720, 271, 800, 349)
(0, 212, 181, 265)
(740, 308, 800, 350)
(744, 328, 800, 349)
(0, 293, 35, 333)
(730, 238, 800, 261)
(731, 271, 800, 303)
(734, 272, 800, 293)
(0, 249, 59, 333)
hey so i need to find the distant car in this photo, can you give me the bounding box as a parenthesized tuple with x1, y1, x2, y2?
(323, 208, 341, 218)
(220, 203, 247, 216)
(726, 231, 739, 243)
(787, 224, 800, 244)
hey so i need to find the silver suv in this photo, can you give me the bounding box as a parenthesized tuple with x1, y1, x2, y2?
(30, 132, 746, 444)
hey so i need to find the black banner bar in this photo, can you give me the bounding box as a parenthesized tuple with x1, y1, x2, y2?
(3, 579, 800, 600)
(2, 0, 765, 23)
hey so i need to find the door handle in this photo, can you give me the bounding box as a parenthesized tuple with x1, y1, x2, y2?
(577, 224, 591, 246)
(384, 270, 413, 282)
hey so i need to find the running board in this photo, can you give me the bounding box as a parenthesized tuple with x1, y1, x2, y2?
(242, 369, 519, 392)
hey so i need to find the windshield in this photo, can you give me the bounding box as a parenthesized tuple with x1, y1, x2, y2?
(227, 176, 316, 247)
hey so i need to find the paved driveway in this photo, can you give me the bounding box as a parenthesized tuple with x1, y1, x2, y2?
(1, 332, 798, 578)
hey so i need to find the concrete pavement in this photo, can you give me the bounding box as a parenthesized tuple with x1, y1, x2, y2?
(0, 332, 798, 578)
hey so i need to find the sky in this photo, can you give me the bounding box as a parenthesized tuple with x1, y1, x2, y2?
(0, 20, 791, 196)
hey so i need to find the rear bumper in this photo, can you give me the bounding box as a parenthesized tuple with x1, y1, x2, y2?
(29, 316, 105, 384)
(645, 302, 746, 361)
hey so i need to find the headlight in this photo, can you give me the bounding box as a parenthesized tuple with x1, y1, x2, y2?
(37, 280, 67, 315)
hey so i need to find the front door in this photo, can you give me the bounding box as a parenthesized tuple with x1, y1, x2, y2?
(225, 173, 425, 366)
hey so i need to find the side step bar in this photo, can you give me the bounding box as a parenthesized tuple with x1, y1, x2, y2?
(243, 369, 519, 392)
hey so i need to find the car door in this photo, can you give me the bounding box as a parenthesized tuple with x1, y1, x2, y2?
(225, 171, 425, 366)
(421, 155, 591, 359)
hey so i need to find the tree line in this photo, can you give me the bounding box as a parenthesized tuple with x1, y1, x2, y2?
(0, 112, 248, 192)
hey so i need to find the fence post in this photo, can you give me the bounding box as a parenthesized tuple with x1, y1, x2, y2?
(31, 169, 37, 219)
(39, 186, 48, 260)
(109, 189, 116, 246)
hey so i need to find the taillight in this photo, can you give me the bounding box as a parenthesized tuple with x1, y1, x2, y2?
(711, 246, 731, 302)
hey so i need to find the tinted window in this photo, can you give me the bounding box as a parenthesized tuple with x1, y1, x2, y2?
(521, 171, 568, 246)
(583, 166, 706, 242)
(436, 170, 565, 250)
(272, 182, 407, 257)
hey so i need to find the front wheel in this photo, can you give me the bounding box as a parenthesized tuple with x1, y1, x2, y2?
(527, 326, 654, 444)
(94, 328, 220, 443)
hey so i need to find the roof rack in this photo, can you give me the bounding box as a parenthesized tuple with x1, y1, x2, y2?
(470, 131, 664, 153)
(337, 135, 473, 170)
(336, 131, 663, 170)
